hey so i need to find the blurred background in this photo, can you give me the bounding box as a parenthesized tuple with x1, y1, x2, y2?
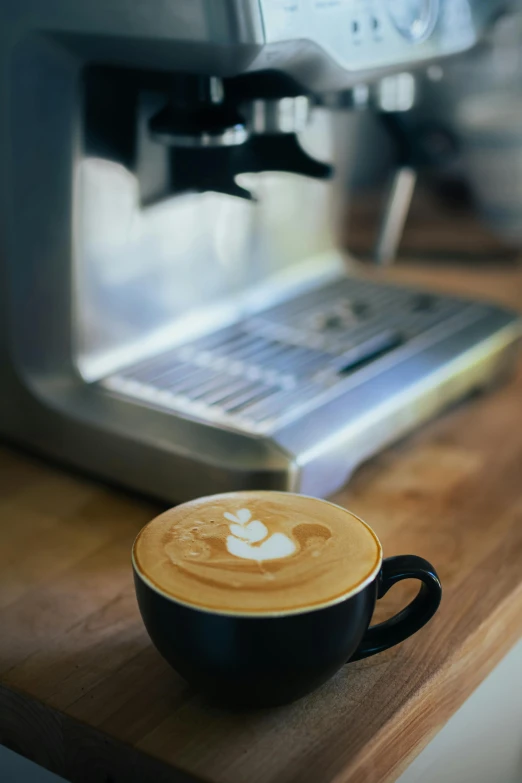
(343, 4, 522, 263)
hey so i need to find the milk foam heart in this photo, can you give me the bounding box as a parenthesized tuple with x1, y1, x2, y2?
(227, 531, 297, 561)
(228, 520, 268, 543)
(133, 491, 382, 615)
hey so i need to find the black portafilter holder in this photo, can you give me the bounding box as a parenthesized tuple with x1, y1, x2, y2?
(165, 134, 334, 201)
(149, 73, 333, 200)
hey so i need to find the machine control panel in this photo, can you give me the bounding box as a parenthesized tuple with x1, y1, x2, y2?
(386, 0, 440, 42)
(259, 0, 478, 76)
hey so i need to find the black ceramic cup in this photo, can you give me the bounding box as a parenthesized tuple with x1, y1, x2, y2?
(133, 495, 441, 708)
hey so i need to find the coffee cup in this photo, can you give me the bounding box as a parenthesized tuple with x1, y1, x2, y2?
(133, 491, 441, 707)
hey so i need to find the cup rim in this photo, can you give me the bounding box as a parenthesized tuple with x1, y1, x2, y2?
(132, 491, 383, 618)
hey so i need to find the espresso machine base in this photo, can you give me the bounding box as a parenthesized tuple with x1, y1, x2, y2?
(82, 268, 522, 499)
(2, 265, 519, 502)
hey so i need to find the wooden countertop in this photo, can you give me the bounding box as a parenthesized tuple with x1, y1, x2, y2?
(2, 264, 522, 783)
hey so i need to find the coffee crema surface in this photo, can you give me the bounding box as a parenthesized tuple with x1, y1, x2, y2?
(133, 492, 382, 615)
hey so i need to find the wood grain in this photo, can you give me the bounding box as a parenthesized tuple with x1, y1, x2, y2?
(1, 264, 522, 783)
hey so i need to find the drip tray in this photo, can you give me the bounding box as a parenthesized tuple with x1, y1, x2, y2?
(100, 277, 491, 435)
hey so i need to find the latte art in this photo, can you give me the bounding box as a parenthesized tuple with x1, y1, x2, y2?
(133, 492, 382, 615)
(224, 507, 297, 561)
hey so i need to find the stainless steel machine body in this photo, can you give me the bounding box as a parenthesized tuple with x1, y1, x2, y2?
(0, 0, 519, 500)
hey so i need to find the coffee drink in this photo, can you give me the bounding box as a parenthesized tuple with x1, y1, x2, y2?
(133, 491, 381, 615)
(133, 491, 441, 706)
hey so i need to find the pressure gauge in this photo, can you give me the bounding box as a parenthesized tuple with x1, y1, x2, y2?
(386, 0, 440, 42)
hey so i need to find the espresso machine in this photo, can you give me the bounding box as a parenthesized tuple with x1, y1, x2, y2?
(0, 0, 519, 501)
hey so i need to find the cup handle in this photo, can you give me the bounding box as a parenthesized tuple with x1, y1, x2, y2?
(350, 555, 442, 662)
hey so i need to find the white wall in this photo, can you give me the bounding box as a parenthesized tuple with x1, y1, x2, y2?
(0, 745, 66, 782)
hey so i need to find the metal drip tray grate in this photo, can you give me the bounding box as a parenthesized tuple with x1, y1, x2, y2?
(101, 277, 484, 434)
